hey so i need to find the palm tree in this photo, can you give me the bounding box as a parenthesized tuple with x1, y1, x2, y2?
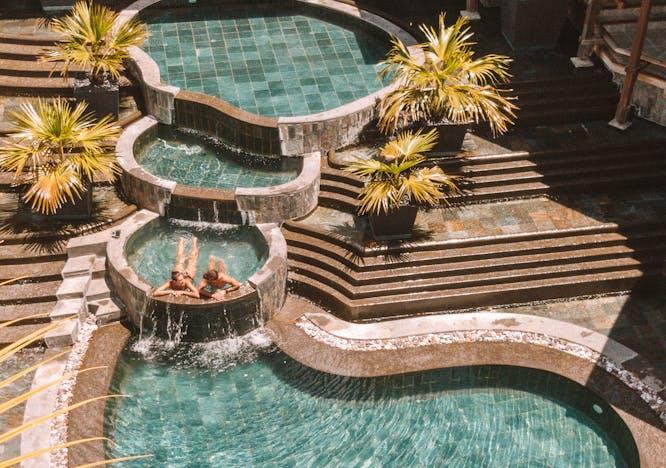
(0, 98, 119, 215)
(41, 0, 147, 86)
(345, 129, 459, 216)
(377, 13, 517, 137)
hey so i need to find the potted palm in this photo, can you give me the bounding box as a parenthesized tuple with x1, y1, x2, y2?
(41, 0, 147, 120)
(0, 98, 120, 218)
(345, 129, 459, 240)
(377, 14, 518, 152)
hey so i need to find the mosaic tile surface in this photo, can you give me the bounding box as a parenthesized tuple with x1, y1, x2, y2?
(106, 345, 633, 467)
(136, 129, 299, 190)
(143, 5, 390, 116)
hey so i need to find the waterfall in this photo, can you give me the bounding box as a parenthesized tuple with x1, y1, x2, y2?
(212, 201, 219, 223)
(240, 210, 256, 226)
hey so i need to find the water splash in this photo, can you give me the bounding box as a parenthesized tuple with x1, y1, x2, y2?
(130, 328, 274, 372)
(158, 138, 204, 156)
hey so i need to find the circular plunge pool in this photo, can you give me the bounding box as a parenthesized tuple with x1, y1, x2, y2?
(125, 217, 268, 287)
(136, 126, 300, 191)
(141, 2, 390, 116)
(105, 342, 638, 467)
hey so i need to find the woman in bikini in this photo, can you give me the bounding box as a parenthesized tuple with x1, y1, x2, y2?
(197, 256, 241, 301)
(153, 236, 200, 298)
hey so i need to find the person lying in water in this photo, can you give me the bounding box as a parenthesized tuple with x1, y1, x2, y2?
(153, 236, 200, 298)
(197, 256, 241, 301)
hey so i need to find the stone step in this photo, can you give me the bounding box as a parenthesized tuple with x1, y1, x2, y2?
(0, 279, 60, 306)
(85, 277, 111, 302)
(0, 58, 85, 77)
(506, 80, 618, 100)
(289, 252, 661, 300)
(515, 92, 618, 113)
(466, 159, 666, 188)
(0, 74, 75, 96)
(287, 239, 665, 285)
(319, 179, 363, 199)
(318, 190, 359, 211)
(0, 42, 54, 60)
(0, 244, 67, 265)
(0, 323, 49, 347)
(289, 266, 659, 320)
(515, 104, 617, 127)
(0, 301, 56, 323)
(467, 170, 666, 200)
(0, 260, 64, 283)
(89, 297, 123, 325)
(0, 33, 62, 46)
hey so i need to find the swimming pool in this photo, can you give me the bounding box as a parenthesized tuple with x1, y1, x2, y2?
(124, 218, 268, 287)
(136, 126, 300, 190)
(141, 3, 390, 116)
(105, 336, 637, 467)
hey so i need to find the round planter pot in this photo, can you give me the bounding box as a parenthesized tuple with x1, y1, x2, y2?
(369, 205, 419, 241)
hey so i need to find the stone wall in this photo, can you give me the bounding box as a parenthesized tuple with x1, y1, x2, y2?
(174, 91, 281, 156)
(106, 211, 289, 341)
(235, 152, 320, 224)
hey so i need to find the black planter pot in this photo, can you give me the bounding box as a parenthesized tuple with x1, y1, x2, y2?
(369, 205, 419, 241)
(424, 121, 469, 153)
(19, 178, 94, 220)
(501, 0, 568, 50)
(73, 78, 119, 121)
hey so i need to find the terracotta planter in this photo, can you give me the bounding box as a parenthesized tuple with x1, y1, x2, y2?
(369, 205, 419, 241)
(74, 79, 119, 121)
(501, 0, 568, 50)
(423, 121, 469, 153)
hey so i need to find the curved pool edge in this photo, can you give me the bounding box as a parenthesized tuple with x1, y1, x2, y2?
(115, 116, 320, 223)
(116, 0, 419, 155)
(268, 306, 666, 467)
(105, 210, 287, 341)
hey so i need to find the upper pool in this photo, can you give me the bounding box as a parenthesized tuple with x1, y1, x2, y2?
(105, 339, 637, 467)
(141, 3, 390, 116)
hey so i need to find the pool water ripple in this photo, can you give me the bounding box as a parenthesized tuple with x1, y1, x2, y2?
(142, 4, 390, 116)
(106, 336, 636, 467)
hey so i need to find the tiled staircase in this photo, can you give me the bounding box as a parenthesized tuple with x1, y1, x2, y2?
(318, 134, 666, 213)
(284, 214, 665, 321)
(0, 32, 134, 97)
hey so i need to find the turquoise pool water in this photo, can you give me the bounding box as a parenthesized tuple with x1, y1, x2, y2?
(106, 337, 636, 467)
(137, 127, 300, 190)
(125, 219, 268, 287)
(142, 4, 390, 116)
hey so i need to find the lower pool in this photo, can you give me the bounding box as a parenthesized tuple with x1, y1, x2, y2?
(136, 127, 300, 190)
(105, 336, 636, 467)
(125, 218, 268, 287)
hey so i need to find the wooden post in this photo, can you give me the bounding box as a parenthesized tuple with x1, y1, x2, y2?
(461, 0, 481, 20)
(572, 0, 602, 67)
(609, 0, 653, 130)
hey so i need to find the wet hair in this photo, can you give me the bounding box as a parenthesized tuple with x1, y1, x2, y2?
(171, 271, 182, 281)
(203, 270, 219, 281)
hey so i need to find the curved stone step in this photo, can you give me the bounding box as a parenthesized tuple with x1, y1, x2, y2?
(0, 243, 66, 264)
(0, 279, 60, 306)
(0, 260, 64, 283)
(289, 266, 660, 320)
(0, 323, 49, 347)
(0, 301, 56, 323)
(0, 58, 85, 77)
(0, 42, 53, 60)
(290, 254, 661, 300)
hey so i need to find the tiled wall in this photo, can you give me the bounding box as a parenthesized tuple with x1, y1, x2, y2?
(174, 91, 281, 155)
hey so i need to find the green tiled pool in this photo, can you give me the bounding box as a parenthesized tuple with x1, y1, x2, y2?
(141, 4, 390, 116)
(125, 218, 268, 287)
(136, 126, 300, 190)
(105, 339, 637, 467)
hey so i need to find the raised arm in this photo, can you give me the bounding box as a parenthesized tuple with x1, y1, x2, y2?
(197, 278, 213, 299)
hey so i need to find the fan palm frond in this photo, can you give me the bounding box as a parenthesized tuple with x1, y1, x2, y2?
(0, 97, 119, 215)
(377, 13, 517, 135)
(42, 1, 146, 83)
(345, 130, 458, 215)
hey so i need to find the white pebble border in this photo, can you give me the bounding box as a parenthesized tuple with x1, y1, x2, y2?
(49, 317, 98, 468)
(296, 316, 666, 426)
